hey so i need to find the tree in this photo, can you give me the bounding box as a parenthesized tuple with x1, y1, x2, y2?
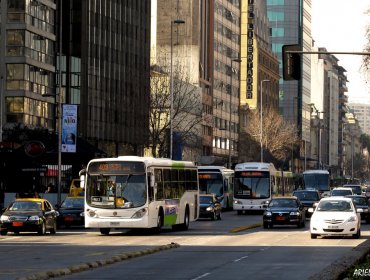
(239, 106, 299, 167)
(148, 57, 202, 159)
(363, 8, 370, 83)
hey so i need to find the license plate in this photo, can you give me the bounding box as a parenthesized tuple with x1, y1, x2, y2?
(276, 217, 285, 221)
(64, 217, 74, 221)
(12, 222, 23, 227)
(110, 222, 119, 226)
(328, 225, 338, 229)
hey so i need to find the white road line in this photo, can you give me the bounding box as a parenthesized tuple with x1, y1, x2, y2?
(233, 255, 248, 262)
(191, 273, 211, 280)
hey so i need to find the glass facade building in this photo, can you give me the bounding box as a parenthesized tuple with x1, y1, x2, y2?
(267, 0, 312, 171)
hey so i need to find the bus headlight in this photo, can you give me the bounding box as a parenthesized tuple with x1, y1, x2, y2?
(131, 208, 147, 219)
(86, 209, 96, 217)
(234, 200, 242, 204)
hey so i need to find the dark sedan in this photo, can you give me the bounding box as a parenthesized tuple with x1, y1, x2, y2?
(263, 197, 306, 228)
(0, 198, 58, 235)
(199, 194, 222, 220)
(346, 195, 370, 223)
(292, 190, 321, 217)
(56, 196, 85, 228)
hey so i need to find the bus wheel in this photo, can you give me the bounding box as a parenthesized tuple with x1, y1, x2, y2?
(237, 210, 243, 215)
(180, 208, 190, 230)
(155, 212, 163, 234)
(100, 228, 110, 235)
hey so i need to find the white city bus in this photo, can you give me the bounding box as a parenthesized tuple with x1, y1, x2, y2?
(302, 169, 331, 197)
(233, 162, 293, 213)
(80, 156, 199, 235)
(197, 166, 234, 210)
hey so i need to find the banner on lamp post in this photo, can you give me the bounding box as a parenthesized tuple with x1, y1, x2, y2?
(61, 104, 77, 153)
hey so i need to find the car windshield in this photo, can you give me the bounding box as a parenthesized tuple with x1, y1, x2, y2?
(200, 196, 213, 204)
(269, 199, 297, 208)
(317, 200, 353, 212)
(9, 201, 41, 211)
(61, 198, 84, 208)
(293, 191, 319, 201)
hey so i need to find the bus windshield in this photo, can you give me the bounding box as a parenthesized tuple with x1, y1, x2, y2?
(234, 172, 270, 199)
(198, 173, 223, 196)
(303, 174, 330, 191)
(86, 174, 146, 209)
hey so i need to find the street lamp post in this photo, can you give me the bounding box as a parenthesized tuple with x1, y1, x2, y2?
(228, 58, 241, 169)
(170, 19, 185, 160)
(57, 0, 63, 205)
(260, 79, 270, 163)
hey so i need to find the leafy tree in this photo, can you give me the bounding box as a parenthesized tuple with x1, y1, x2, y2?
(362, 7, 370, 83)
(239, 106, 299, 167)
(148, 57, 202, 158)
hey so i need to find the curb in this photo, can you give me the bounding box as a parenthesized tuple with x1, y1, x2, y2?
(15, 242, 180, 280)
(308, 238, 370, 280)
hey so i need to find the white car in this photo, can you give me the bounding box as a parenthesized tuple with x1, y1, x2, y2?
(309, 197, 362, 239)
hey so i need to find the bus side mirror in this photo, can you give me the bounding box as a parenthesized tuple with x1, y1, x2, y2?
(79, 169, 86, 189)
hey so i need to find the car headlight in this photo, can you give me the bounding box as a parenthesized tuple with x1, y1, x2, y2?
(347, 216, 357, 222)
(80, 212, 85, 217)
(0, 215, 9, 222)
(265, 211, 272, 216)
(290, 211, 300, 216)
(28, 216, 40, 222)
(131, 208, 147, 219)
(206, 206, 214, 211)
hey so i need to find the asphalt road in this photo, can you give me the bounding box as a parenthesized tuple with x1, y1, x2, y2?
(1, 211, 368, 280)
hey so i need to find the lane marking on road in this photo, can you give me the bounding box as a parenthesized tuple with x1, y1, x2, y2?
(233, 255, 248, 262)
(191, 273, 211, 280)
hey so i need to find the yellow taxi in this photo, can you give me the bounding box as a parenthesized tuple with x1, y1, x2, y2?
(0, 197, 58, 235)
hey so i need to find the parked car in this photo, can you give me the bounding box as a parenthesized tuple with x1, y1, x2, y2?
(346, 195, 370, 223)
(263, 197, 306, 228)
(330, 187, 353, 197)
(56, 196, 85, 228)
(292, 189, 321, 217)
(199, 194, 222, 220)
(309, 196, 362, 239)
(343, 184, 362, 195)
(0, 198, 58, 235)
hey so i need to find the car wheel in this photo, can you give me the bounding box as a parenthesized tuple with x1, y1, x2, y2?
(100, 228, 110, 235)
(353, 228, 361, 239)
(366, 218, 370, 224)
(311, 233, 318, 239)
(263, 222, 268, 229)
(50, 221, 57, 234)
(217, 211, 221, 220)
(0, 230, 7, 236)
(211, 212, 216, 221)
(38, 222, 46, 235)
(268, 223, 273, 229)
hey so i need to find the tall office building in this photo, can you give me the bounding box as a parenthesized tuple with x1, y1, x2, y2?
(348, 103, 370, 135)
(267, 0, 312, 172)
(0, 0, 151, 194)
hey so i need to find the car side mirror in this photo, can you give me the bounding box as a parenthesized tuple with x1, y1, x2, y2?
(313, 202, 318, 208)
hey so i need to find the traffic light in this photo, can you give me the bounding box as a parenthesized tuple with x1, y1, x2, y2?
(282, 44, 301, 81)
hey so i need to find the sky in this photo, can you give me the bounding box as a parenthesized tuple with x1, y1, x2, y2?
(311, 0, 370, 103)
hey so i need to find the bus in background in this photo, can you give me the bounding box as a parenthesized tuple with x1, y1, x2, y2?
(302, 169, 330, 197)
(80, 156, 199, 235)
(233, 162, 293, 214)
(197, 166, 234, 210)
